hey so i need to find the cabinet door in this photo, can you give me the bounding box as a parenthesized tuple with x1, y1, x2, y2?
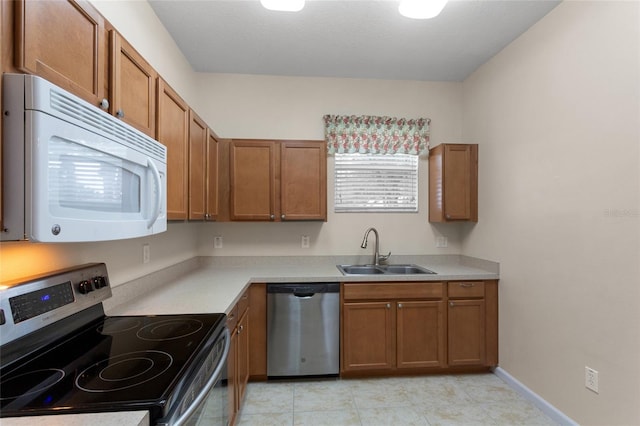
(227, 326, 238, 426)
(396, 301, 445, 369)
(15, 0, 106, 107)
(280, 141, 327, 221)
(443, 144, 477, 221)
(429, 144, 478, 223)
(248, 284, 267, 379)
(237, 309, 250, 408)
(229, 140, 276, 221)
(448, 299, 486, 366)
(110, 30, 156, 137)
(188, 110, 207, 220)
(157, 78, 189, 220)
(342, 301, 395, 372)
(205, 130, 219, 221)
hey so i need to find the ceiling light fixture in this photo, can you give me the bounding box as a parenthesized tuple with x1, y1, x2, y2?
(260, 0, 305, 12)
(398, 0, 448, 19)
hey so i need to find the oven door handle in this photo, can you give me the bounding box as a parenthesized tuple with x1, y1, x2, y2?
(174, 327, 230, 426)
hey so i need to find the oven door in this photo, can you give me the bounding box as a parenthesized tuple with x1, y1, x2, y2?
(27, 109, 167, 242)
(157, 328, 230, 426)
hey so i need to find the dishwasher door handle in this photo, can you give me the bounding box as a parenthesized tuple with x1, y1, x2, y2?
(293, 292, 316, 298)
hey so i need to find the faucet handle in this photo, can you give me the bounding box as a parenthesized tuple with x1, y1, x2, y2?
(379, 252, 391, 263)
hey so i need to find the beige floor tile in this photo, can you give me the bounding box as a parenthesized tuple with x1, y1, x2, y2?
(237, 412, 294, 426)
(294, 381, 355, 412)
(486, 400, 559, 425)
(293, 409, 361, 426)
(403, 378, 473, 408)
(241, 381, 294, 415)
(352, 386, 413, 409)
(420, 403, 496, 426)
(358, 406, 429, 425)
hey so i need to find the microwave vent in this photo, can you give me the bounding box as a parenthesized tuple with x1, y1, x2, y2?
(49, 90, 166, 161)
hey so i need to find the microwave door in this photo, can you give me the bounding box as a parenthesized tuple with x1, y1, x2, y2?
(27, 111, 164, 242)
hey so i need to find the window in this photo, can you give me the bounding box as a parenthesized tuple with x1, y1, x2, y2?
(334, 153, 418, 212)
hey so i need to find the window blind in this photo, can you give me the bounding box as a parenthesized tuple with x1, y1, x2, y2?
(334, 153, 418, 212)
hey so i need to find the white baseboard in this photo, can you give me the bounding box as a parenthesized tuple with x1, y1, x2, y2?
(493, 367, 579, 426)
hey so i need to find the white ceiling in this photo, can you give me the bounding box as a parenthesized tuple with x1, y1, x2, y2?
(148, 0, 561, 82)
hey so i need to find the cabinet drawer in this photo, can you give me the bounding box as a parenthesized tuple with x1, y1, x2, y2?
(237, 289, 250, 315)
(448, 281, 485, 298)
(343, 282, 443, 300)
(227, 304, 239, 331)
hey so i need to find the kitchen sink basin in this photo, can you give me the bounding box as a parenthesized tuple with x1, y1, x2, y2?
(337, 264, 436, 275)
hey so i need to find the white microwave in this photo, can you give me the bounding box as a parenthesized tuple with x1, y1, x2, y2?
(1, 73, 167, 242)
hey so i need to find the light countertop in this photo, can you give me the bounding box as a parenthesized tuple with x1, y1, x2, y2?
(106, 255, 499, 316)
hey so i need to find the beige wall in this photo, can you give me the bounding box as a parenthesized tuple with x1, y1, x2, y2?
(461, 1, 640, 424)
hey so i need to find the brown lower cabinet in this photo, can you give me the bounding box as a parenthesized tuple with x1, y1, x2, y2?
(227, 290, 250, 426)
(341, 280, 497, 376)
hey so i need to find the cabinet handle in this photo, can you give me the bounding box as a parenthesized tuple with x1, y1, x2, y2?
(460, 282, 475, 287)
(386, 303, 391, 309)
(99, 98, 109, 110)
(449, 302, 454, 307)
(237, 325, 243, 334)
(116, 109, 125, 118)
(398, 303, 403, 309)
(270, 214, 275, 220)
(281, 214, 285, 220)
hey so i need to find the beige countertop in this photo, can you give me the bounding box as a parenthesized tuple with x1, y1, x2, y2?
(106, 255, 499, 316)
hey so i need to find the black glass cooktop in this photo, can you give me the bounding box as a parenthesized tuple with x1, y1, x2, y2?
(0, 313, 225, 419)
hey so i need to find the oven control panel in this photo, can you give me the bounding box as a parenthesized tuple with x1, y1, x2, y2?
(0, 263, 112, 346)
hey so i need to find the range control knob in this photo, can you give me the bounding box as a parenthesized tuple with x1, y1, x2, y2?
(92, 276, 107, 289)
(78, 280, 93, 294)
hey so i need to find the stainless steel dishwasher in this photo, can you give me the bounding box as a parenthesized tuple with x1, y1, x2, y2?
(267, 283, 340, 377)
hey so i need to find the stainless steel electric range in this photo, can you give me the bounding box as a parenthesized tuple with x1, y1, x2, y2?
(0, 263, 229, 425)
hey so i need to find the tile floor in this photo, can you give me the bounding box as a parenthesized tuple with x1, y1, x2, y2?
(236, 373, 559, 426)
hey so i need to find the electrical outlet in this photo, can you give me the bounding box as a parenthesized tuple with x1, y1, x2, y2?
(436, 236, 448, 248)
(301, 235, 310, 248)
(214, 236, 223, 249)
(142, 244, 150, 264)
(585, 366, 599, 393)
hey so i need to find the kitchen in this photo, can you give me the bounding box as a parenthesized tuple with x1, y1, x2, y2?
(0, 1, 638, 426)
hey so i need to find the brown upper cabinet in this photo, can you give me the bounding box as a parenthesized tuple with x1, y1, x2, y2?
(15, 0, 106, 107)
(188, 110, 208, 220)
(109, 30, 157, 137)
(429, 144, 478, 222)
(157, 78, 189, 220)
(229, 140, 327, 222)
(205, 130, 219, 221)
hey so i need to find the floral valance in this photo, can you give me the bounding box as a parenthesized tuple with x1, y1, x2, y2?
(323, 115, 430, 156)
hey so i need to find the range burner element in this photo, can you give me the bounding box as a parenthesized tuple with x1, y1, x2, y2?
(76, 350, 173, 393)
(137, 318, 204, 341)
(0, 369, 65, 400)
(98, 317, 143, 335)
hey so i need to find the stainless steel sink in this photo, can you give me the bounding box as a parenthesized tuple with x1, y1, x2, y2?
(337, 264, 436, 275)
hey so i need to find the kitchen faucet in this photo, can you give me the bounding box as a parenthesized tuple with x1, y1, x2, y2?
(360, 227, 391, 266)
